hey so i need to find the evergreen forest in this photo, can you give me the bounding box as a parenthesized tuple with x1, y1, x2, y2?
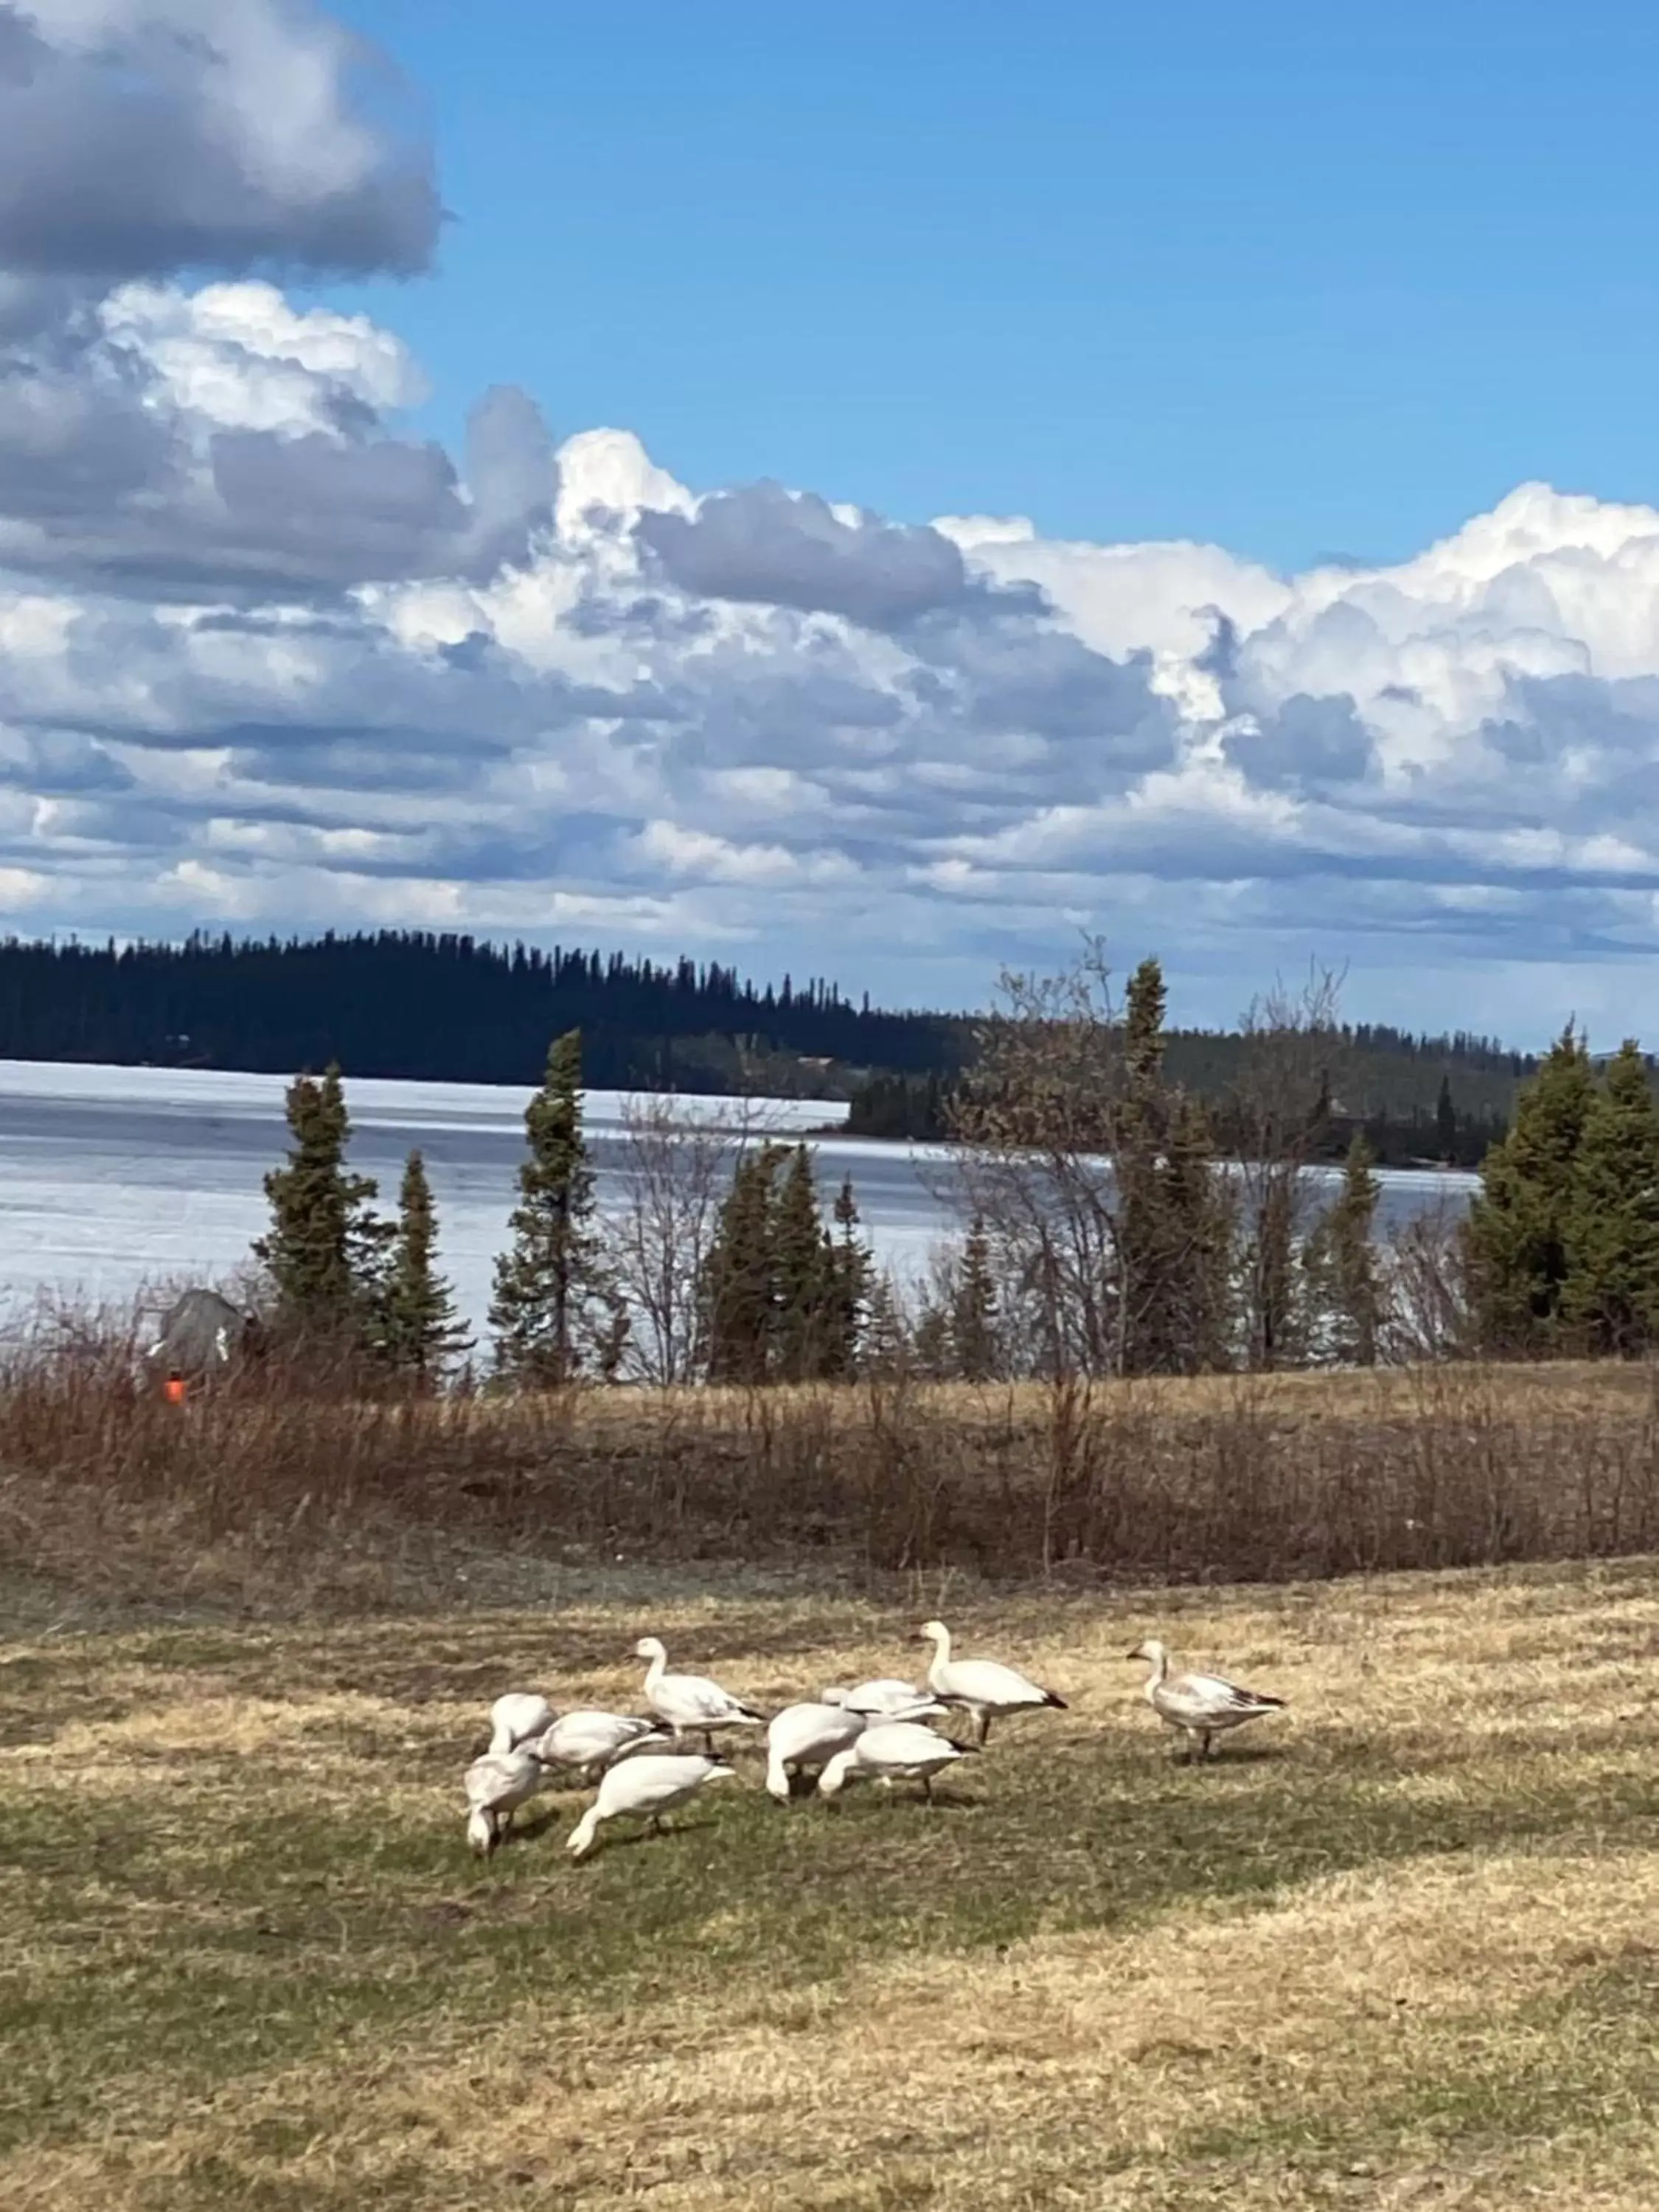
(229, 972, 1659, 1396)
(0, 928, 1580, 1165)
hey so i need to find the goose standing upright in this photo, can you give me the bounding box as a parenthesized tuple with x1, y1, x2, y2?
(634, 1636, 765, 1755)
(914, 1618, 1067, 1745)
(464, 1741, 551, 1857)
(487, 1691, 556, 1755)
(1128, 1638, 1285, 1761)
(765, 1702, 867, 1801)
(566, 1753, 734, 1860)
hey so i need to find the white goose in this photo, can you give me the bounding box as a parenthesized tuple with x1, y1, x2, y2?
(765, 1702, 868, 1802)
(537, 1711, 668, 1784)
(634, 1636, 765, 1754)
(820, 1677, 942, 1723)
(1129, 1638, 1286, 1761)
(818, 1719, 970, 1804)
(915, 1618, 1067, 1745)
(566, 1753, 734, 1861)
(464, 1742, 551, 1857)
(487, 1691, 557, 1755)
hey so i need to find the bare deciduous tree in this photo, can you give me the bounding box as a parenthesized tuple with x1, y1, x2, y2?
(943, 945, 1126, 1376)
(1381, 1199, 1473, 1364)
(1225, 964, 1349, 1371)
(608, 1094, 779, 1384)
(942, 942, 1232, 1379)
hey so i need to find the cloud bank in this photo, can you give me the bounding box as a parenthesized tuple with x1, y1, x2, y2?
(1, 0, 1657, 1035)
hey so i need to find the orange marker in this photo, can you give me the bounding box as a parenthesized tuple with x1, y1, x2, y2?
(163, 1372, 187, 1407)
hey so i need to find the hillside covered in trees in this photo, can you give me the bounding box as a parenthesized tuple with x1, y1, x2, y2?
(0, 927, 1557, 1161)
(0, 931, 966, 1093)
(846, 1025, 1530, 1166)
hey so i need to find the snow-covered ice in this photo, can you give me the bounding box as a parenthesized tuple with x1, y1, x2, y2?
(0, 1060, 1476, 1340)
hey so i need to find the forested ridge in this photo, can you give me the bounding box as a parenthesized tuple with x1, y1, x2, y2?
(0, 927, 1548, 1160)
(0, 930, 964, 1091)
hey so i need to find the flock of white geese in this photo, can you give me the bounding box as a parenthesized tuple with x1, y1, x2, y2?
(463, 1618, 1287, 1863)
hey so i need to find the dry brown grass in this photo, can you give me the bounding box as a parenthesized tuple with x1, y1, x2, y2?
(4, 1351, 1659, 1621)
(4, 1556, 1659, 2208)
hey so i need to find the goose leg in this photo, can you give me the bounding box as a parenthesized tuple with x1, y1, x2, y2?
(921, 1774, 933, 1804)
(703, 1729, 717, 1757)
(977, 1711, 992, 1747)
(1199, 1730, 1214, 1762)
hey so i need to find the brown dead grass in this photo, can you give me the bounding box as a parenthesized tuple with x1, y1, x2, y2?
(4, 1557, 1659, 2207)
(7, 1356, 1659, 1621)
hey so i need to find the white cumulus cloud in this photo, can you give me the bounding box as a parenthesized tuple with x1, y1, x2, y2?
(3, 0, 1659, 1036)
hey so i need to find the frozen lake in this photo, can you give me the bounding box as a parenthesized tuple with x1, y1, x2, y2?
(0, 1060, 1478, 1338)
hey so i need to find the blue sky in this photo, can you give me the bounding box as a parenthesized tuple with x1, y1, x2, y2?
(5, 0, 1659, 1040)
(327, 0, 1659, 572)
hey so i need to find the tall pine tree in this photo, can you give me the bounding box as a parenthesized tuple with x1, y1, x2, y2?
(1561, 1042, 1659, 1355)
(1113, 962, 1232, 1374)
(702, 1144, 787, 1382)
(380, 1150, 473, 1385)
(772, 1145, 836, 1382)
(1304, 1132, 1382, 1365)
(1435, 1074, 1458, 1164)
(827, 1175, 873, 1379)
(1156, 1092, 1234, 1374)
(256, 1065, 390, 1345)
(950, 1215, 1001, 1381)
(1465, 1023, 1595, 1352)
(489, 1029, 611, 1385)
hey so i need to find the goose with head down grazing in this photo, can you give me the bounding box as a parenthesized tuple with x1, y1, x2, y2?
(819, 1677, 942, 1724)
(487, 1691, 556, 1755)
(765, 1702, 868, 1801)
(464, 1740, 552, 1857)
(1128, 1638, 1285, 1761)
(566, 1753, 734, 1860)
(634, 1636, 765, 1755)
(914, 1619, 1067, 1745)
(818, 1719, 970, 1804)
(537, 1711, 669, 1784)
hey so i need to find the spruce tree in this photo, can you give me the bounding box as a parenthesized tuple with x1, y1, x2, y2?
(1158, 1093, 1234, 1374)
(827, 1175, 873, 1377)
(1435, 1074, 1457, 1164)
(909, 1301, 951, 1379)
(860, 1273, 909, 1378)
(489, 1029, 611, 1385)
(1115, 957, 1173, 1373)
(1242, 1180, 1301, 1371)
(1562, 1043, 1659, 1355)
(950, 1215, 1000, 1381)
(256, 1064, 390, 1344)
(1465, 1023, 1595, 1352)
(773, 1145, 835, 1382)
(1306, 1133, 1382, 1365)
(703, 1144, 786, 1382)
(381, 1150, 473, 1385)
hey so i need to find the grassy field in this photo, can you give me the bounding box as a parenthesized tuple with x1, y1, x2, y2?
(4, 1556, 1659, 2208)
